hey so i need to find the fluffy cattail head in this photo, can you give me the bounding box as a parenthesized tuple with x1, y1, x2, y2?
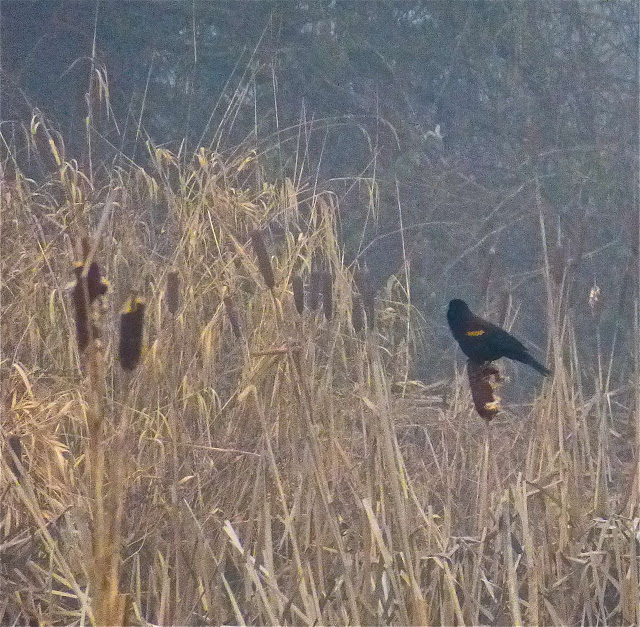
(119, 295, 145, 371)
(250, 229, 275, 289)
(322, 272, 333, 320)
(166, 270, 180, 315)
(292, 276, 304, 315)
(467, 360, 502, 421)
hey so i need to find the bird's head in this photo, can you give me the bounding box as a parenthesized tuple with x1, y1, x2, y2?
(447, 299, 472, 324)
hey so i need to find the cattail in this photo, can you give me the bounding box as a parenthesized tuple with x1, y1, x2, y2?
(322, 272, 333, 320)
(72, 263, 90, 352)
(309, 271, 322, 310)
(166, 270, 180, 315)
(351, 294, 365, 334)
(87, 262, 109, 303)
(224, 295, 243, 339)
(467, 360, 502, 421)
(292, 276, 304, 315)
(7, 434, 23, 479)
(119, 295, 145, 371)
(250, 230, 275, 289)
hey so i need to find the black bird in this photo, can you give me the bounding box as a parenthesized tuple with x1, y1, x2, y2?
(447, 299, 551, 376)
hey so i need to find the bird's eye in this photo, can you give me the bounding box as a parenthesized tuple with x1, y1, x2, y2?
(466, 330, 485, 336)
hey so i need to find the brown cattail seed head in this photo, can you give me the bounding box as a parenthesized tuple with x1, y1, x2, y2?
(224, 295, 243, 339)
(72, 263, 90, 352)
(467, 360, 502, 421)
(86, 262, 109, 303)
(119, 295, 145, 370)
(166, 270, 180, 315)
(292, 276, 304, 315)
(309, 271, 322, 310)
(250, 230, 275, 289)
(322, 272, 333, 320)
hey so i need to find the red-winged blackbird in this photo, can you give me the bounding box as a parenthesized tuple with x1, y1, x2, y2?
(447, 299, 551, 376)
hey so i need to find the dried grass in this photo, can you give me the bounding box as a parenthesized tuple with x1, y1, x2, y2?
(1, 112, 638, 627)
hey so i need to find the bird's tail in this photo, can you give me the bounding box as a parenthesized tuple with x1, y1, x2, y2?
(519, 353, 551, 376)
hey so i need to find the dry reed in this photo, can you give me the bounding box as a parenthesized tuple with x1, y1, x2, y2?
(1, 108, 637, 627)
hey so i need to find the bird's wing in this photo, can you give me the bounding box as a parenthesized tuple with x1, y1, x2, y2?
(462, 317, 529, 352)
(483, 321, 530, 355)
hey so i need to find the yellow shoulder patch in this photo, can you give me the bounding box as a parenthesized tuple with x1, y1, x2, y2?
(466, 329, 485, 336)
